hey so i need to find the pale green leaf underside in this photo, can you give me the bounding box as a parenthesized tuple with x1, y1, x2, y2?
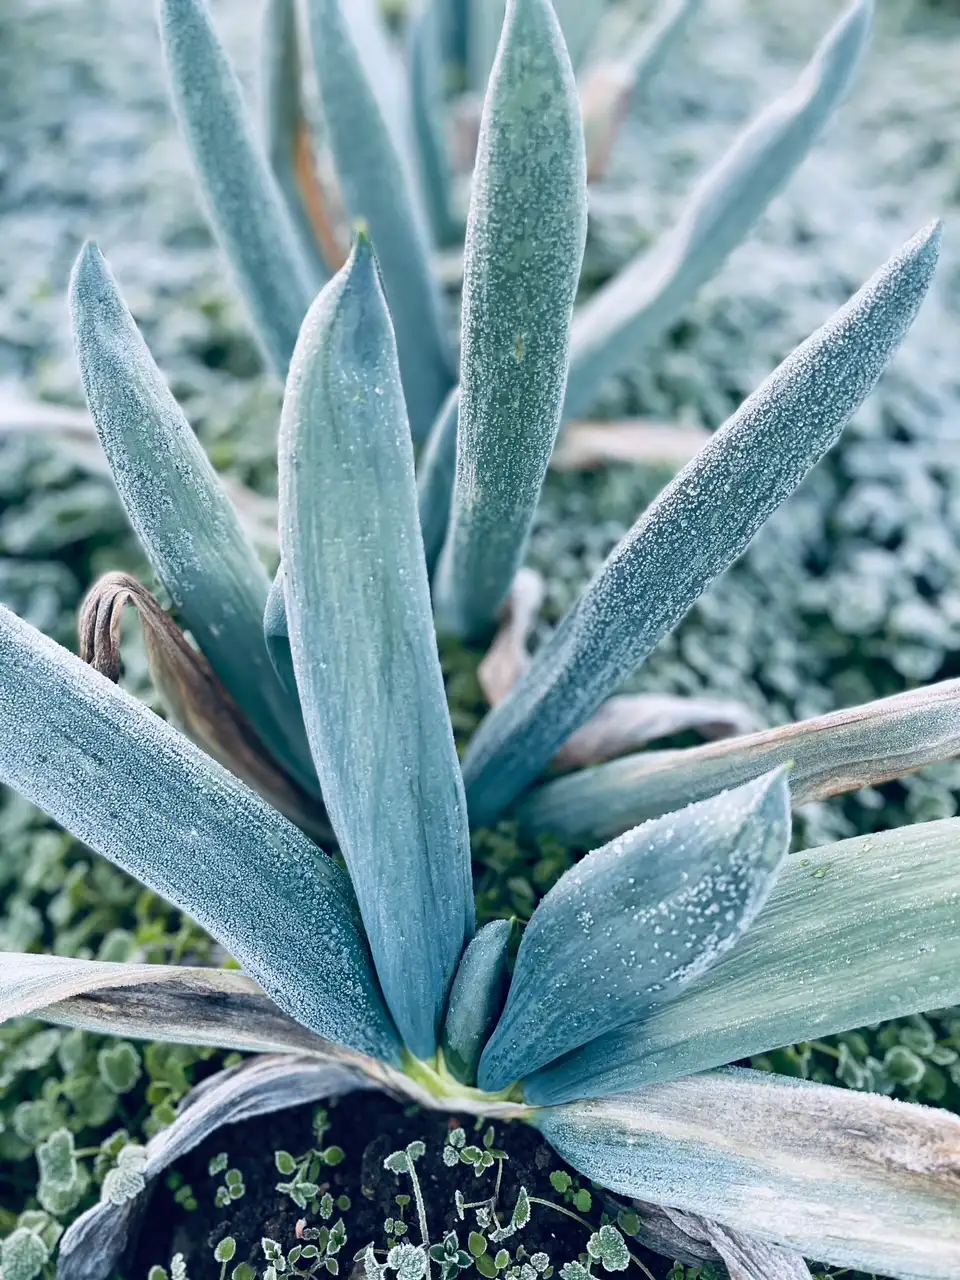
(279, 239, 473, 1061)
(463, 221, 941, 827)
(0, 954, 328, 1056)
(563, 0, 873, 419)
(70, 243, 319, 801)
(478, 771, 790, 1091)
(519, 677, 960, 844)
(536, 1067, 960, 1280)
(305, 0, 452, 443)
(0, 605, 400, 1064)
(159, 0, 315, 375)
(434, 0, 587, 641)
(526, 816, 960, 1103)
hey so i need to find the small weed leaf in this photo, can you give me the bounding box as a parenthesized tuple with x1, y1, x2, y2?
(97, 1041, 142, 1093)
(558, 1265, 590, 1280)
(214, 1238, 236, 1263)
(586, 1227, 628, 1273)
(387, 1242, 429, 1280)
(511, 1187, 531, 1231)
(0, 1228, 49, 1280)
(35, 1127, 76, 1189)
(275, 1150, 297, 1175)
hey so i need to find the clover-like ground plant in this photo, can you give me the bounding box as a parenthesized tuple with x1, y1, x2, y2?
(2, 2, 960, 1279)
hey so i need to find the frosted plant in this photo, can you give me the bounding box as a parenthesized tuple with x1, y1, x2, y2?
(2, 2, 960, 1279)
(157, 0, 874, 448)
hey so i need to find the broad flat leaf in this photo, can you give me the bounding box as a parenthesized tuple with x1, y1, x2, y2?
(58, 1054, 386, 1280)
(410, 0, 461, 248)
(434, 0, 587, 641)
(478, 770, 790, 1092)
(278, 236, 474, 1061)
(580, 0, 700, 181)
(536, 1067, 960, 1279)
(463, 222, 941, 827)
(305, 0, 453, 443)
(70, 243, 319, 800)
(0, 954, 330, 1056)
(563, 0, 873, 419)
(519, 676, 960, 844)
(261, 0, 338, 285)
(525, 817, 960, 1104)
(441, 919, 512, 1085)
(159, 0, 315, 376)
(417, 387, 461, 579)
(0, 605, 400, 1064)
(554, 693, 761, 770)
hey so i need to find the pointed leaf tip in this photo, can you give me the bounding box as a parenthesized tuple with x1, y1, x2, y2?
(464, 222, 942, 826)
(478, 769, 790, 1091)
(280, 226, 473, 1061)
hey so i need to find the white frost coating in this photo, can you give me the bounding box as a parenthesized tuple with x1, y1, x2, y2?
(464, 221, 941, 827)
(305, 0, 453, 443)
(477, 770, 790, 1092)
(0, 604, 400, 1065)
(525, 817, 960, 1103)
(563, 0, 874, 419)
(0, 954, 331, 1056)
(159, 0, 316, 375)
(70, 244, 318, 799)
(520, 675, 960, 844)
(435, 0, 587, 641)
(278, 237, 473, 1062)
(536, 1067, 960, 1278)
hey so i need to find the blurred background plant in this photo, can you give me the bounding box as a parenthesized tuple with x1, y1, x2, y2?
(3, 0, 960, 1274)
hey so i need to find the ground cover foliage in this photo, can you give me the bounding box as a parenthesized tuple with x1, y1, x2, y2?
(3, 0, 960, 1275)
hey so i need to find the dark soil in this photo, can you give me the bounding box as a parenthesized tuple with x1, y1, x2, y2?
(128, 1092, 681, 1280)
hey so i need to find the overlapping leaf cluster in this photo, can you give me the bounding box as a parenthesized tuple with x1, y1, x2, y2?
(1, 2, 960, 1279)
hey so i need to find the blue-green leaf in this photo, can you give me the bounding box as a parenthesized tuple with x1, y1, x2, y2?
(417, 388, 460, 580)
(519, 677, 960, 846)
(305, 0, 453, 443)
(525, 817, 960, 1105)
(158, 0, 315, 376)
(478, 770, 790, 1092)
(0, 606, 399, 1063)
(550, 0, 601, 69)
(535, 1068, 960, 1278)
(264, 564, 298, 702)
(441, 919, 512, 1085)
(563, 0, 873, 419)
(70, 243, 319, 801)
(434, 0, 587, 641)
(463, 221, 940, 827)
(278, 235, 474, 1061)
(468, 0, 505, 93)
(261, 0, 335, 288)
(410, 0, 461, 248)
(0, 955, 330, 1056)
